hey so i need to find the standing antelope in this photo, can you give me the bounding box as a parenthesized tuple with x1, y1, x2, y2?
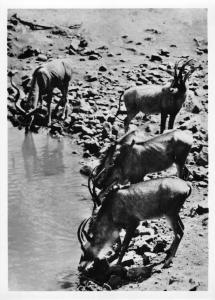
(11, 58, 76, 127)
(78, 177, 192, 270)
(116, 59, 196, 133)
(92, 129, 193, 190)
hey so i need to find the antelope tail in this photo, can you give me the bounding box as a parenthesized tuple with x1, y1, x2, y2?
(114, 90, 127, 123)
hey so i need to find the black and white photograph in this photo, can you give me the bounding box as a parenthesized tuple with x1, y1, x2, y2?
(1, 0, 215, 297)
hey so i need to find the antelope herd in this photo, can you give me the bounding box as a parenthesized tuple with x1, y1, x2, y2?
(10, 57, 197, 276)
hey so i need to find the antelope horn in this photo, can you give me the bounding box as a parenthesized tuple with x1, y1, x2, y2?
(183, 68, 195, 82)
(88, 174, 94, 198)
(77, 219, 86, 250)
(88, 174, 101, 208)
(174, 61, 178, 80)
(10, 76, 26, 115)
(81, 217, 92, 244)
(77, 217, 91, 252)
(178, 59, 195, 81)
(93, 167, 105, 182)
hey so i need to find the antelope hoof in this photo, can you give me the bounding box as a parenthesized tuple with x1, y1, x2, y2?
(162, 257, 173, 269)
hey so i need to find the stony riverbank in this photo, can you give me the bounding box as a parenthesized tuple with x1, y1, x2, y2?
(7, 9, 208, 291)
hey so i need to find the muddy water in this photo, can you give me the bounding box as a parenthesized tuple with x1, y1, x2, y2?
(8, 126, 92, 291)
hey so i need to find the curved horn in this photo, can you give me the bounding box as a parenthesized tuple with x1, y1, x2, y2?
(10, 76, 26, 115)
(88, 175, 101, 209)
(77, 217, 91, 252)
(178, 59, 195, 82)
(77, 219, 86, 245)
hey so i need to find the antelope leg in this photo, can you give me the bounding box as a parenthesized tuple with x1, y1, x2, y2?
(117, 221, 138, 264)
(168, 113, 177, 130)
(46, 92, 53, 126)
(160, 112, 167, 133)
(163, 215, 184, 268)
(61, 83, 69, 119)
(124, 112, 136, 132)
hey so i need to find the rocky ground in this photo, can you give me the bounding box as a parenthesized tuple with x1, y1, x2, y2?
(7, 9, 208, 291)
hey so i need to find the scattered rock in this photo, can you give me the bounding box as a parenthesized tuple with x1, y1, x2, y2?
(80, 125, 94, 136)
(158, 48, 170, 57)
(70, 38, 80, 52)
(84, 72, 98, 82)
(195, 205, 209, 215)
(127, 266, 152, 282)
(169, 276, 179, 285)
(153, 239, 167, 253)
(189, 285, 200, 291)
(18, 46, 39, 59)
(50, 123, 63, 135)
(68, 49, 76, 55)
(135, 242, 152, 255)
(150, 54, 162, 62)
(121, 258, 135, 267)
(99, 65, 107, 72)
(84, 140, 100, 156)
(202, 217, 208, 227)
(192, 167, 208, 181)
(195, 146, 208, 166)
(89, 54, 99, 60)
(186, 91, 203, 113)
(37, 54, 48, 62)
(79, 39, 88, 48)
(145, 28, 161, 34)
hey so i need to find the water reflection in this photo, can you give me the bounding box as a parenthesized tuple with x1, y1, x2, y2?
(22, 133, 65, 179)
(9, 127, 91, 290)
(41, 135, 65, 176)
(22, 132, 39, 180)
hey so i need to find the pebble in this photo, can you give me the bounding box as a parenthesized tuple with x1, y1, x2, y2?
(37, 54, 48, 62)
(150, 54, 162, 62)
(99, 65, 107, 72)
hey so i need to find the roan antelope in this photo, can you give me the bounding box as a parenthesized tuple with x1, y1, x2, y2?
(10, 58, 76, 128)
(78, 177, 192, 270)
(115, 59, 196, 133)
(92, 129, 193, 191)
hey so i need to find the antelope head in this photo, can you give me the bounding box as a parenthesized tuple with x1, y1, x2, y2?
(170, 59, 196, 94)
(77, 217, 96, 271)
(9, 74, 38, 117)
(77, 215, 111, 272)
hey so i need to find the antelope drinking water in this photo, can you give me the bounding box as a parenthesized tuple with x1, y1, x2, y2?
(10, 58, 76, 129)
(78, 177, 192, 270)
